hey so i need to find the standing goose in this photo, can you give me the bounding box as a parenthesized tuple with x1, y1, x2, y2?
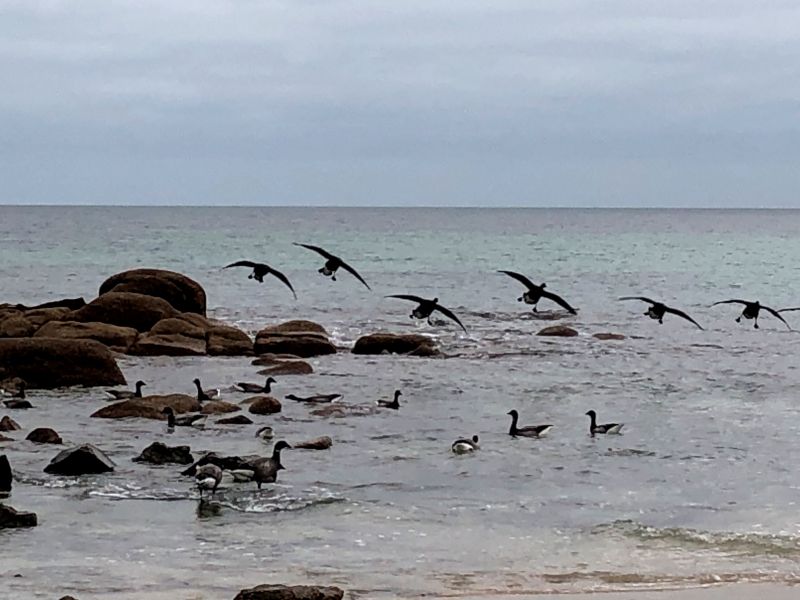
(711, 299, 791, 330)
(585, 410, 623, 435)
(223, 260, 297, 299)
(193, 378, 220, 402)
(236, 377, 276, 394)
(285, 393, 342, 404)
(451, 435, 480, 454)
(377, 389, 402, 410)
(195, 463, 223, 499)
(618, 297, 704, 330)
(506, 409, 553, 438)
(386, 295, 468, 334)
(162, 406, 207, 428)
(251, 440, 292, 490)
(498, 271, 577, 314)
(293, 242, 371, 290)
(105, 380, 146, 400)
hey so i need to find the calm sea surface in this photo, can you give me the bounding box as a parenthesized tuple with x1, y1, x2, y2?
(2, 207, 800, 599)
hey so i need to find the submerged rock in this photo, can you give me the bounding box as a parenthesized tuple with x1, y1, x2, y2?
(247, 396, 282, 415)
(593, 332, 626, 340)
(91, 394, 199, 420)
(251, 354, 303, 366)
(26, 428, 62, 444)
(0, 454, 11, 491)
(0, 504, 37, 529)
(216, 415, 253, 425)
(258, 360, 313, 376)
(234, 584, 344, 600)
(352, 332, 439, 356)
(44, 444, 115, 476)
(133, 442, 193, 465)
(537, 325, 579, 337)
(293, 436, 332, 450)
(99, 268, 206, 316)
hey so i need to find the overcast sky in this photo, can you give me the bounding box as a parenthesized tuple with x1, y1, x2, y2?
(1, 1, 799, 207)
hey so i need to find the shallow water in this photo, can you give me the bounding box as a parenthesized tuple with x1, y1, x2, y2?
(2, 207, 800, 598)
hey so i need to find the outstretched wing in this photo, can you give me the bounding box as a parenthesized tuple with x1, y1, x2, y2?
(710, 299, 749, 307)
(778, 307, 800, 313)
(293, 242, 334, 260)
(386, 294, 426, 304)
(432, 303, 468, 334)
(618, 296, 656, 304)
(224, 260, 261, 269)
(762, 305, 792, 330)
(541, 290, 577, 314)
(664, 306, 704, 330)
(266, 266, 297, 300)
(497, 270, 537, 291)
(338, 257, 371, 290)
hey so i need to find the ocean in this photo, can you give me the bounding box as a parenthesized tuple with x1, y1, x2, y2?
(2, 206, 800, 599)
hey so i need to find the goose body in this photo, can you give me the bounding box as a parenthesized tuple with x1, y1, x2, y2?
(585, 410, 623, 435)
(255, 425, 274, 441)
(223, 260, 297, 299)
(236, 377, 276, 394)
(105, 380, 146, 400)
(451, 435, 480, 454)
(193, 378, 220, 402)
(507, 409, 552, 438)
(250, 440, 291, 489)
(285, 393, 341, 404)
(386, 294, 468, 333)
(293, 242, 371, 290)
(619, 297, 703, 330)
(711, 299, 791, 330)
(498, 271, 577, 314)
(195, 463, 223, 498)
(377, 389, 402, 409)
(162, 406, 207, 429)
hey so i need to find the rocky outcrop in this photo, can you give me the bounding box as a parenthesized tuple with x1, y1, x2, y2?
(133, 442, 193, 465)
(35, 321, 138, 352)
(200, 401, 240, 415)
(44, 444, 115, 475)
(0, 504, 37, 529)
(593, 332, 626, 340)
(216, 415, 253, 425)
(68, 292, 179, 332)
(0, 338, 125, 388)
(248, 396, 282, 415)
(254, 326, 336, 358)
(91, 394, 199, 420)
(0, 416, 20, 431)
(24, 307, 73, 327)
(352, 333, 439, 356)
(259, 320, 328, 335)
(233, 584, 344, 600)
(0, 455, 11, 491)
(252, 354, 303, 366)
(207, 325, 253, 356)
(131, 333, 206, 356)
(26, 428, 62, 444)
(537, 325, 579, 337)
(99, 268, 206, 315)
(258, 361, 314, 376)
(294, 436, 332, 450)
(0, 315, 35, 338)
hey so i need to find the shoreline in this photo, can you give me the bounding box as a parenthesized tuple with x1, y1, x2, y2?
(450, 583, 800, 599)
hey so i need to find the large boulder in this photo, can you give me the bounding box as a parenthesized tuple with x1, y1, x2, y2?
(258, 320, 328, 335)
(44, 444, 115, 475)
(258, 361, 313, 376)
(149, 317, 206, 338)
(537, 325, 579, 337)
(201, 400, 240, 415)
(247, 396, 282, 415)
(26, 428, 62, 444)
(68, 292, 179, 332)
(99, 269, 206, 315)
(24, 307, 73, 327)
(0, 455, 11, 491)
(255, 328, 335, 358)
(216, 415, 253, 425)
(133, 442, 193, 465)
(131, 333, 206, 356)
(207, 325, 253, 356)
(0, 338, 125, 388)
(234, 584, 344, 600)
(0, 504, 37, 529)
(352, 333, 439, 356)
(35, 321, 138, 352)
(0, 314, 35, 338)
(91, 394, 199, 420)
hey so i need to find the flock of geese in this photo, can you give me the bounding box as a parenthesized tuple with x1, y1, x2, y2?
(224, 241, 800, 332)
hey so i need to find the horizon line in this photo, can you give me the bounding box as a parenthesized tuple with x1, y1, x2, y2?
(0, 203, 797, 210)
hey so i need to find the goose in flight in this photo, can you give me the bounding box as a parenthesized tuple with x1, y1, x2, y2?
(498, 271, 577, 314)
(293, 243, 371, 290)
(711, 299, 791, 330)
(386, 295, 467, 334)
(223, 260, 296, 299)
(618, 297, 703, 330)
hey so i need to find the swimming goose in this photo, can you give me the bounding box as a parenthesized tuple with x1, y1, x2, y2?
(386, 295, 468, 333)
(254, 425, 274, 441)
(451, 435, 480, 454)
(377, 389, 402, 409)
(711, 300, 791, 330)
(105, 380, 146, 400)
(618, 297, 703, 330)
(251, 440, 292, 489)
(236, 377, 276, 394)
(285, 393, 342, 404)
(223, 260, 297, 299)
(162, 406, 207, 428)
(507, 409, 552, 438)
(195, 463, 223, 499)
(293, 242, 371, 290)
(193, 378, 220, 402)
(585, 410, 623, 435)
(498, 271, 577, 314)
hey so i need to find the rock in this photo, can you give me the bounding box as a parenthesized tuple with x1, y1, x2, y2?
(293, 436, 332, 450)
(68, 292, 180, 332)
(0, 315, 35, 338)
(131, 333, 207, 356)
(0, 504, 37, 529)
(251, 354, 303, 366)
(593, 332, 626, 340)
(133, 442, 193, 465)
(149, 317, 206, 339)
(23, 307, 73, 327)
(258, 360, 314, 376)
(0, 434, 12, 442)
(352, 332, 439, 356)
(259, 320, 328, 335)
(26, 428, 62, 444)
(537, 325, 579, 337)
(216, 415, 253, 425)
(59, 596, 79, 600)
(207, 325, 253, 356)
(233, 584, 344, 600)
(91, 394, 199, 420)
(254, 331, 336, 358)
(0, 416, 21, 431)
(4, 399, 33, 409)
(44, 444, 115, 475)
(0, 455, 11, 491)
(17, 298, 86, 311)
(247, 396, 282, 415)
(0, 338, 125, 388)
(34, 321, 139, 352)
(99, 268, 206, 315)
(200, 400, 240, 415)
